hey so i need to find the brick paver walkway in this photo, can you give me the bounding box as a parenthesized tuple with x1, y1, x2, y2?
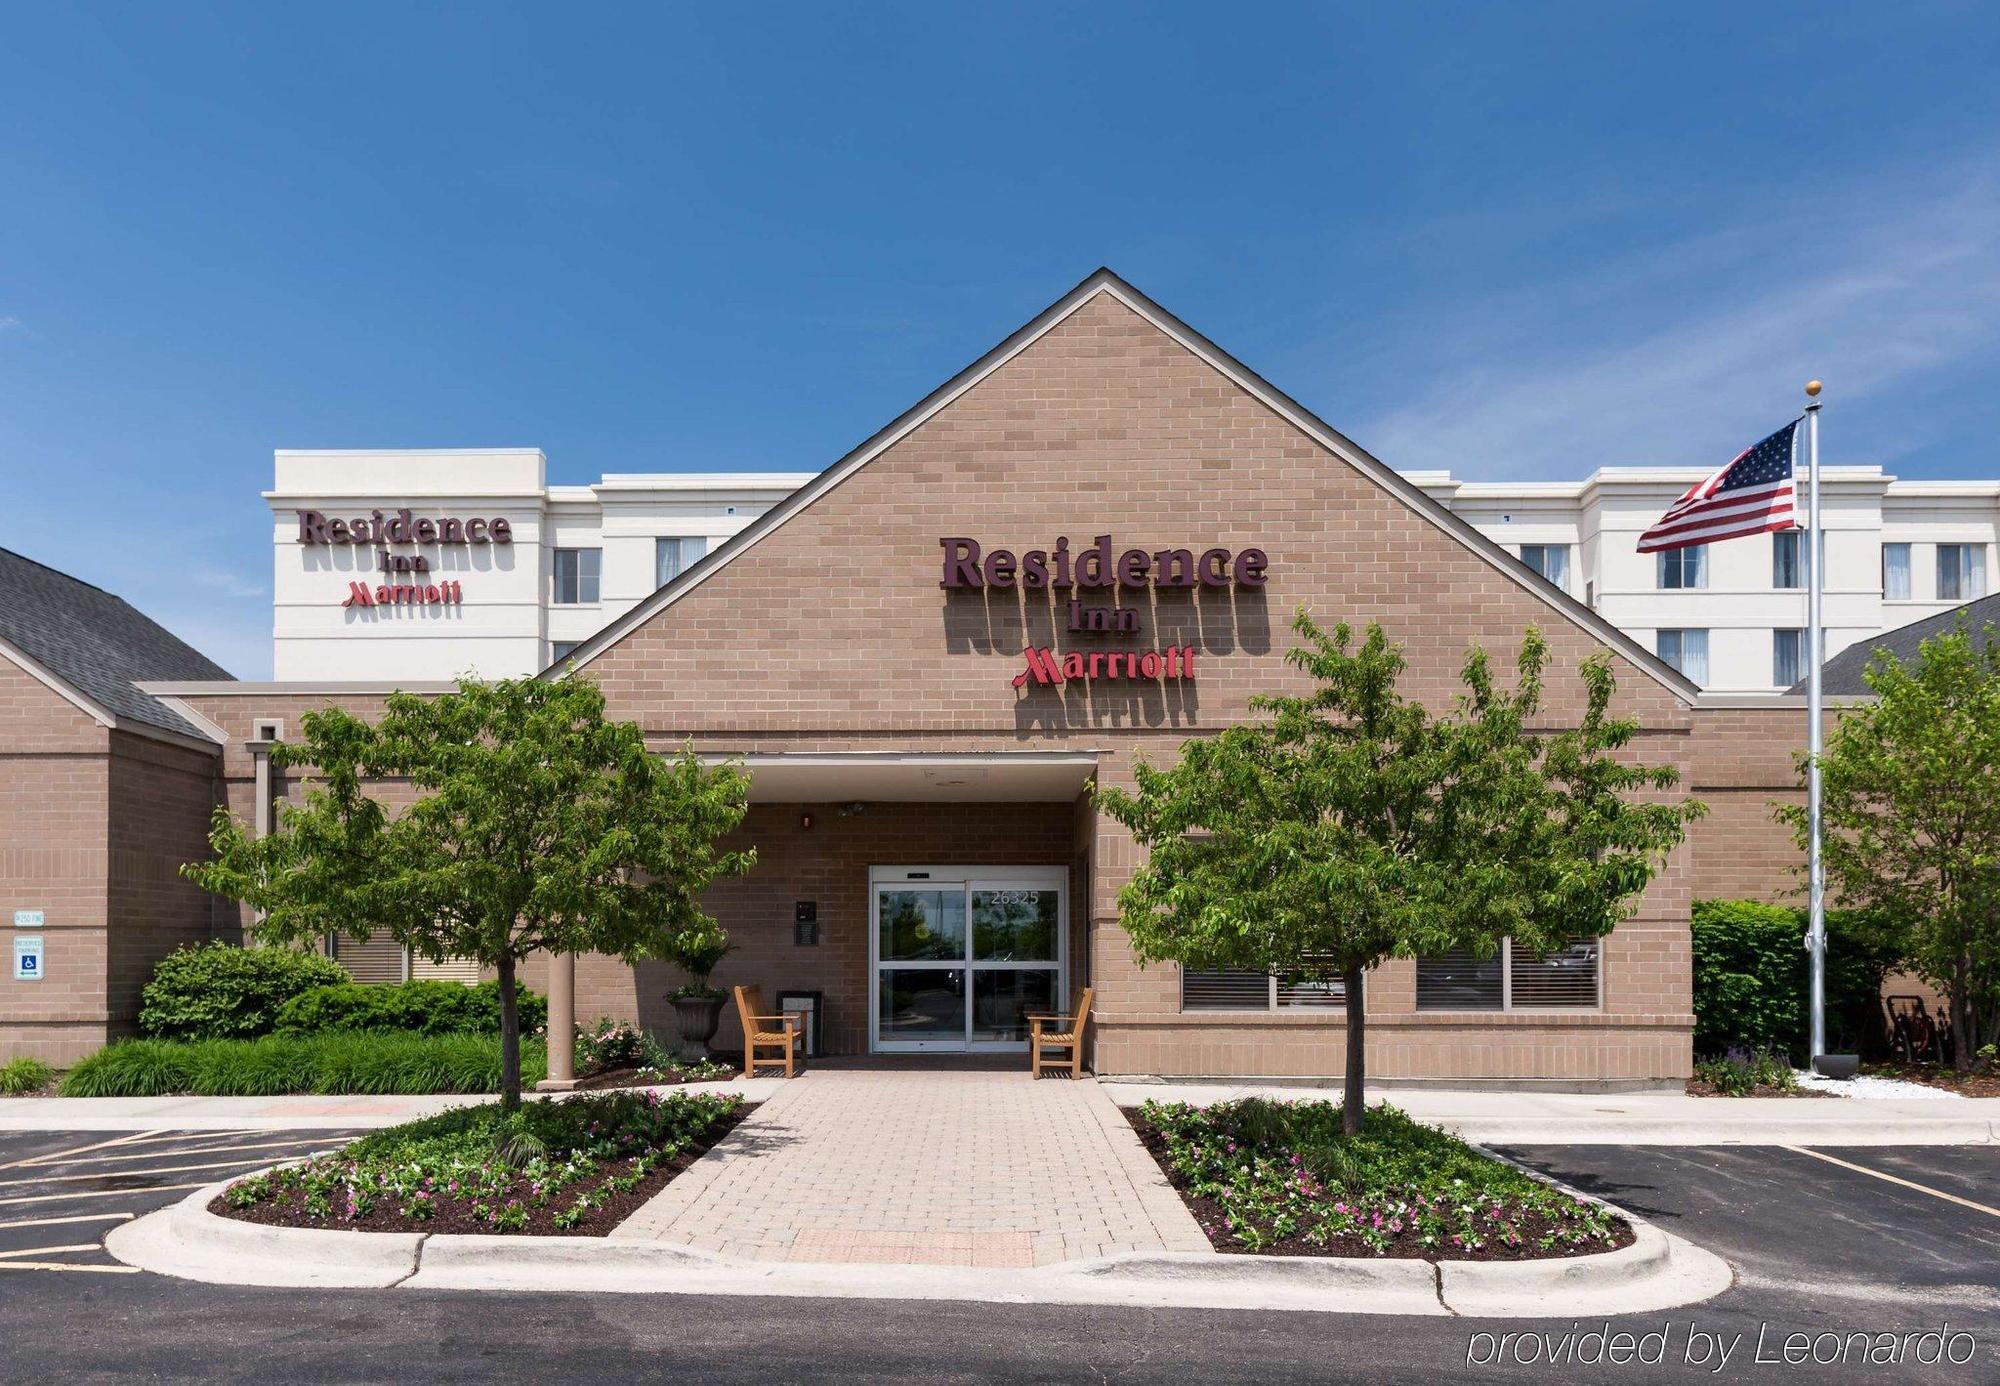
(616, 1068, 1209, 1267)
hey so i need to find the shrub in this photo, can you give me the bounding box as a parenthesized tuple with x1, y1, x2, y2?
(0, 1057, 55, 1094)
(573, 1017, 671, 1076)
(139, 943, 350, 1042)
(273, 979, 546, 1037)
(57, 1033, 549, 1097)
(1692, 899, 1908, 1060)
(1693, 1047, 1797, 1095)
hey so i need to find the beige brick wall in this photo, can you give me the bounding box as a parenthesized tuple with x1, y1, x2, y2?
(0, 659, 114, 1064)
(105, 731, 225, 1030)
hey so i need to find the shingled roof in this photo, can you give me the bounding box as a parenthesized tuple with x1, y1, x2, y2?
(1792, 592, 2000, 696)
(0, 546, 233, 739)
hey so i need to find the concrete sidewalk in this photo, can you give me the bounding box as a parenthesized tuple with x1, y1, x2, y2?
(4, 1076, 1996, 1144)
(1105, 1081, 2000, 1145)
(618, 1068, 1207, 1266)
(0, 1078, 786, 1131)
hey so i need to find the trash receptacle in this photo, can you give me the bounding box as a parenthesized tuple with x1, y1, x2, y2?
(776, 990, 823, 1058)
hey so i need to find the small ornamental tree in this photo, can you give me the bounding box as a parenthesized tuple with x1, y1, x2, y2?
(1778, 622, 2000, 1071)
(184, 676, 755, 1108)
(1096, 612, 1701, 1134)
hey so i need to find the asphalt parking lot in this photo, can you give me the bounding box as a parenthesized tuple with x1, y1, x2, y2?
(0, 1133, 1991, 1382)
(0, 1126, 362, 1275)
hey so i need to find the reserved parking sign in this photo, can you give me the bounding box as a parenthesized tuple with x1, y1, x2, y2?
(13, 935, 43, 981)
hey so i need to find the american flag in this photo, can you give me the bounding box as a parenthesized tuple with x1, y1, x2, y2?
(1637, 420, 1800, 554)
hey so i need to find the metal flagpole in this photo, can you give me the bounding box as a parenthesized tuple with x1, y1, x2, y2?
(1804, 379, 1826, 1066)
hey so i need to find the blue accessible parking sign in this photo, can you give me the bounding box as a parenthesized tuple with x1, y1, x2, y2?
(13, 935, 44, 980)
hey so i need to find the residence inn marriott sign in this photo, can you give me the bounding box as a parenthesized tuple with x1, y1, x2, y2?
(9, 271, 1797, 1083)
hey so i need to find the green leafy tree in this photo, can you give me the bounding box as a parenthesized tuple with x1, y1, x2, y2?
(185, 676, 755, 1107)
(1779, 622, 2000, 1071)
(1096, 612, 1701, 1134)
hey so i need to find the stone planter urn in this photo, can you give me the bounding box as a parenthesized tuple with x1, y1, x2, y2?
(670, 992, 726, 1056)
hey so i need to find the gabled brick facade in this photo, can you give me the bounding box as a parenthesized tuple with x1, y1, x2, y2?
(146, 274, 1836, 1087)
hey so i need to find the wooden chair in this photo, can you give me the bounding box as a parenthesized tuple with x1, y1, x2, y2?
(733, 985, 807, 1079)
(1027, 986, 1094, 1078)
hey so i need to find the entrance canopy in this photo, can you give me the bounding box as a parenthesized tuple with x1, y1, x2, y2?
(702, 751, 1099, 803)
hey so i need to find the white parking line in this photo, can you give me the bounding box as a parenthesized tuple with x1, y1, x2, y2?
(1782, 1146, 2000, 1220)
(0, 1183, 204, 1208)
(49, 1139, 344, 1167)
(0, 1130, 165, 1172)
(0, 1261, 141, 1274)
(0, 1211, 134, 1231)
(0, 1156, 332, 1188)
(0, 1243, 104, 1259)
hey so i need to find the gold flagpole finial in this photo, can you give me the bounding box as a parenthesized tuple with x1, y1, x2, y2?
(1805, 379, 1823, 398)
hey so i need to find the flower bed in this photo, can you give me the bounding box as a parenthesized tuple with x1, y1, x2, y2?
(214, 1090, 745, 1236)
(1129, 1097, 1632, 1261)
(569, 1018, 735, 1088)
(575, 1057, 736, 1090)
(1687, 1047, 1829, 1099)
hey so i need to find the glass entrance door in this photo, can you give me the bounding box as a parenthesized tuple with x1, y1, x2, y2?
(870, 867, 1066, 1053)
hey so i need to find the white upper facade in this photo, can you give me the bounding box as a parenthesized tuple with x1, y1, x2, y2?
(1409, 466, 1998, 692)
(268, 451, 814, 680)
(270, 451, 1998, 691)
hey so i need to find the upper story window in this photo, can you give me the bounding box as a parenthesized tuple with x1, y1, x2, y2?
(1657, 545, 1708, 590)
(1773, 531, 1804, 589)
(1519, 544, 1570, 592)
(656, 536, 708, 586)
(1657, 628, 1709, 683)
(1773, 628, 1806, 688)
(1882, 543, 1912, 600)
(552, 548, 601, 605)
(550, 640, 580, 665)
(1937, 544, 1988, 603)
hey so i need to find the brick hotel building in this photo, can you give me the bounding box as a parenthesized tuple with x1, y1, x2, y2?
(2, 271, 1835, 1084)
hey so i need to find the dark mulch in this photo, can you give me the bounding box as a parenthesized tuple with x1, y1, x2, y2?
(211, 1101, 754, 1238)
(1124, 1109, 1634, 1263)
(1685, 1078, 1834, 1099)
(1861, 1064, 2000, 1097)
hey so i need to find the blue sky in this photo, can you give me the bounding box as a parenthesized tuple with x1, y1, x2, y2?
(2, 3, 1997, 677)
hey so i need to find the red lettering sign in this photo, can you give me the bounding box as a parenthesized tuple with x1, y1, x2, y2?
(1011, 645, 1193, 688)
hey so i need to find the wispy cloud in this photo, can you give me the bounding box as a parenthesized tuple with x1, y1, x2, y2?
(1349, 167, 2000, 478)
(0, 314, 22, 333)
(192, 567, 268, 600)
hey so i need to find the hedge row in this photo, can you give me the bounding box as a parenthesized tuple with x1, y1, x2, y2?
(58, 1032, 549, 1098)
(275, 980, 547, 1037)
(139, 943, 349, 1041)
(138, 943, 544, 1043)
(1692, 899, 1906, 1059)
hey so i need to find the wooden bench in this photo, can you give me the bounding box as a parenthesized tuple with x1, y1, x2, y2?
(733, 984, 807, 1079)
(1026, 986, 1094, 1078)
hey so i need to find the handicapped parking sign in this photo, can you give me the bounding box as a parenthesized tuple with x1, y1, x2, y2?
(13, 936, 43, 981)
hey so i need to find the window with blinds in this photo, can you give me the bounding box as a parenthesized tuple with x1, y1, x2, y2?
(1509, 940, 1599, 1008)
(1415, 949, 1502, 1010)
(330, 932, 407, 985)
(1182, 965, 1346, 1011)
(328, 935, 483, 987)
(1415, 939, 1599, 1011)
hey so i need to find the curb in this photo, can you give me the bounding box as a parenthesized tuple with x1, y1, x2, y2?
(107, 1176, 1734, 1316)
(1435, 1118, 2000, 1147)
